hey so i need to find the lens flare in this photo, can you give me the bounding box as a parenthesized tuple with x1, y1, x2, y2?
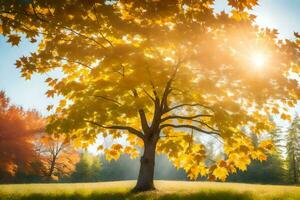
(252, 53, 266, 68)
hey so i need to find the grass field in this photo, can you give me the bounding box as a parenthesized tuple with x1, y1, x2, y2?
(0, 180, 299, 200)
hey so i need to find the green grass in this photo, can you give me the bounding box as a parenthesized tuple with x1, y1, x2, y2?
(0, 181, 299, 200)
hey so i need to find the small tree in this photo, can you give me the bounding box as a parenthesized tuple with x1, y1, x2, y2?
(1, 0, 299, 191)
(36, 134, 79, 181)
(286, 117, 300, 184)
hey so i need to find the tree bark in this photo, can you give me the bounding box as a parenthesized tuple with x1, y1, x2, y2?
(47, 156, 56, 181)
(132, 138, 157, 192)
(292, 152, 298, 184)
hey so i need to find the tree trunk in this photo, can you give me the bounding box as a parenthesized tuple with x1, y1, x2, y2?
(293, 152, 298, 184)
(47, 157, 56, 181)
(132, 139, 157, 192)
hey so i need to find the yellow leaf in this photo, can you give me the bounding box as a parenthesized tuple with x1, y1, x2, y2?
(46, 90, 55, 98)
(7, 34, 21, 46)
(59, 99, 67, 107)
(47, 105, 54, 111)
(200, 166, 208, 176)
(281, 113, 292, 121)
(124, 146, 133, 154)
(111, 144, 123, 151)
(259, 140, 274, 152)
(213, 167, 228, 181)
(97, 145, 104, 151)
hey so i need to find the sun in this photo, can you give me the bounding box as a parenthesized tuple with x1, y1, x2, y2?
(251, 52, 267, 68)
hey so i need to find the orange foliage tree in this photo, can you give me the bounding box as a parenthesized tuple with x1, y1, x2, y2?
(35, 134, 79, 181)
(0, 91, 78, 182)
(1, 0, 300, 191)
(0, 91, 43, 181)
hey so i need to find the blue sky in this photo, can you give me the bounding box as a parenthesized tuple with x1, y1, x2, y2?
(0, 0, 299, 115)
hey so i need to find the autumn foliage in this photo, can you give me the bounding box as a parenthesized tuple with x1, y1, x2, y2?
(1, 0, 300, 191)
(36, 134, 79, 181)
(0, 91, 78, 182)
(0, 92, 43, 180)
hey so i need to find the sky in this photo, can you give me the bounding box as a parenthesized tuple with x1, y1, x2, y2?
(0, 0, 300, 116)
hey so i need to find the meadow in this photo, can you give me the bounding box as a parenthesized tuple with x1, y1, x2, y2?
(0, 181, 299, 200)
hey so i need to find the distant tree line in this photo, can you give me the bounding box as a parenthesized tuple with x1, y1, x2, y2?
(67, 150, 293, 184)
(68, 153, 187, 183)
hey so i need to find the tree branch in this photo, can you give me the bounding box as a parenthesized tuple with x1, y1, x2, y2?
(57, 56, 93, 70)
(139, 109, 150, 133)
(160, 124, 220, 136)
(145, 64, 158, 99)
(89, 0, 114, 48)
(191, 120, 219, 132)
(85, 120, 144, 139)
(160, 61, 181, 113)
(167, 103, 214, 113)
(132, 89, 150, 132)
(161, 114, 213, 123)
(93, 95, 122, 106)
(142, 88, 155, 102)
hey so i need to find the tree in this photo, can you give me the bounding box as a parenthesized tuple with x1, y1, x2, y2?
(36, 134, 79, 181)
(228, 156, 285, 184)
(70, 152, 101, 182)
(99, 154, 139, 181)
(154, 154, 187, 180)
(1, 0, 299, 191)
(286, 117, 300, 184)
(0, 91, 43, 182)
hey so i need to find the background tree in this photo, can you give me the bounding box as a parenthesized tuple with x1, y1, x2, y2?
(286, 117, 300, 184)
(99, 154, 140, 181)
(228, 156, 285, 184)
(36, 134, 79, 181)
(0, 91, 43, 182)
(70, 152, 101, 182)
(1, 0, 300, 191)
(228, 131, 285, 184)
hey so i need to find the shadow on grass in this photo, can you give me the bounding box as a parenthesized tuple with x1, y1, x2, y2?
(0, 191, 299, 200)
(152, 191, 254, 200)
(0, 190, 290, 200)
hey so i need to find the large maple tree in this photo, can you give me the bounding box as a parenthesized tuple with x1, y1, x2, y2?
(1, 0, 299, 191)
